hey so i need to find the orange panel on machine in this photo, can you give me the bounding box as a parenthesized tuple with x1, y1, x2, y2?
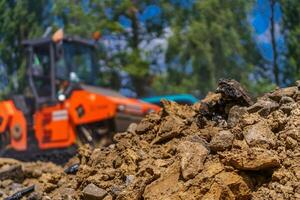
(34, 90, 117, 150)
(0, 101, 12, 133)
(0, 100, 27, 151)
(67, 90, 117, 125)
(34, 104, 76, 149)
(10, 109, 27, 151)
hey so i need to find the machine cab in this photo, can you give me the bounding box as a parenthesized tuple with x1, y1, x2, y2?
(22, 34, 97, 107)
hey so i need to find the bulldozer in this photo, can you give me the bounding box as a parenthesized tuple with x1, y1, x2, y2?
(0, 30, 159, 161)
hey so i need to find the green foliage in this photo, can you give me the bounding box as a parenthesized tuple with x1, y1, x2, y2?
(163, 0, 263, 97)
(0, 0, 47, 97)
(244, 79, 277, 98)
(281, 0, 300, 85)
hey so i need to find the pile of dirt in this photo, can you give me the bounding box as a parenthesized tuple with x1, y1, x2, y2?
(2, 79, 300, 199)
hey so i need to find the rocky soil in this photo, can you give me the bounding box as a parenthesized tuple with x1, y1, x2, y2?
(2, 79, 300, 200)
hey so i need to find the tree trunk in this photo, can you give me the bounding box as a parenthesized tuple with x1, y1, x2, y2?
(128, 6, 148, 97)
(270, 0, 279, 85)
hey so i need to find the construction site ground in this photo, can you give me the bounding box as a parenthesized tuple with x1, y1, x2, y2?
(1, 79, 300, 200)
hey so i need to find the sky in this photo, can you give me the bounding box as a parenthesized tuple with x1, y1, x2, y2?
(251, 0, 283, 61)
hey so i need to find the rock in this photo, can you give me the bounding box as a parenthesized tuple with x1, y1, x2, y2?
(162, 99, 196, 119)
(125, 175, 135, 186)
(143, 162, 181, 200)
(209, 130, 234, 152)
(215, 171, 252, 199)
(82, 183, 107, 200)
(198, 92, 222, 106)
(201, 182, 232, 200)
(282, 129, 300, 142)
(136, 120, 154, 134)
(224, 148, 280, 171)
(268, 87, 297, 102)
(227, 106, 247, 127)
(285, 136, 297, 149)
(278, 96, 295, 115)
(216, 79, 253, 106)
(58, 188, 77, 199)
(28, 192, 43, 200)
(247, 99, 279, 117)
(127, 123, 138, 133)
(0, 190, 4, 197)
(151, 116, 185, 144)
(178, 141, 208, 180)
(103, 194, 113, 200)
(201, 171, 252, 200)
(191, 160, 225, 185)
(0, 164, 24, 182)
(280, 104, 294, 115)
(232, 139, 249, 150)
(243, 122, 276, 148)
(280, 96, 295, 105)
(1, 179, 12, 188)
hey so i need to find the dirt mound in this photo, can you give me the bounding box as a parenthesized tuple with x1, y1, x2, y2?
(2, 79, 300, 199)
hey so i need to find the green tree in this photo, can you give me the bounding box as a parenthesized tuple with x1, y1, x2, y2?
(162, 0, 263, 96)
(0, 0, 47, 95)
(281, 0, 300, 85)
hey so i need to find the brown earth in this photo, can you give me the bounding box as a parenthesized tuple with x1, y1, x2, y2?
(1, 79, 300, 199)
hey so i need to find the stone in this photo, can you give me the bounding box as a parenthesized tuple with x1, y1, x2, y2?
(216, 79, 253, 106)
(227, 106, 247, 127)
(151, 116, 185, 144)
(285, 136, 297, 149)
(136, 120, 154, 134)
(215, 171, 252, 199)
(178, 140, 208, 180)
(143, 162, 181, 200)
(201, 182, 230, 200)
(28, 192, 43, 200)
(280, 104, 294, 115)
(60, 188, 76, 199)
(201, 171, 252, 200)
(279, 96, 295, 105)
(0, 164, 24, 182)
(268, 87, 297, 102)
(82, 183, 107, 200)
(191, 160, 225, 184)
(247, 99, 279, 117)
(125, 175, 135, 186)
(224, 148, 280, 171)
(209, 130, 234, 152)
(127, 123, 138, 133)
(103, 194, 113, 200)
(162, 99, 196, 119)
(243, 122, 276, 148)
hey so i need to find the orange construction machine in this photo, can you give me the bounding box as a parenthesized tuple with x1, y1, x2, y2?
(0, 31, 159, 155)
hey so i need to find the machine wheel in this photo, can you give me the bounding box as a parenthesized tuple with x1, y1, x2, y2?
(0, 130, 10, 156)
(77, 119, 116, 148)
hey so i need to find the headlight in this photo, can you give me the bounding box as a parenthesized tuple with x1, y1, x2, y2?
(117, 104, 126, 112)
(117, 104, 143, 115)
